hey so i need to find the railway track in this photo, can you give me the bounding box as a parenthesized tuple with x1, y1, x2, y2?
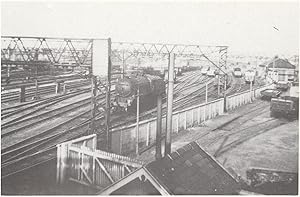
(1, 73, 81, 90)
(1, 79, 91, 103)
(1, 71, 207, 177)
(1, 88, 91, 122)
(0, 70, 250, 179)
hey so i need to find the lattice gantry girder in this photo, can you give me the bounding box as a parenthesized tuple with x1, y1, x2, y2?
(111, 42, 228, 68)
(1, 36, 93, 67)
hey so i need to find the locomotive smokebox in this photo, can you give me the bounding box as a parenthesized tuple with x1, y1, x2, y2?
(116, 79, 132, 97)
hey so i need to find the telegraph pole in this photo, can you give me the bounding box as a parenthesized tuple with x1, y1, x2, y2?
(122, 50, 125, 79)
(90, 74, 97, 134)
(155, 93, 163, 160)
(165, 53, 175, 156)
(205, 82, 208, 103)
(217, 75, 220, 97)
(223, 75, 227, 112)
(34, 65, 39, 100)
(105, 38, 112, 151)
(136, 87, 140, 155)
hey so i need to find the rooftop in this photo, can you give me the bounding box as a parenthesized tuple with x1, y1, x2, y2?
(267, 58, 296, 69)
(145, 141, 240, 195)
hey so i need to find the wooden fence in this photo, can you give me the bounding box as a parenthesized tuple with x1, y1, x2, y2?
(110, 84, 272, 156)
(56, 134, 143, 190)
(110, 98, 224, 155)
(226, 85, 272, 111)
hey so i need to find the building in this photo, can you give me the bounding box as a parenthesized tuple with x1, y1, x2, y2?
(99, 141, 241, 195)
(266, 57, 296, 84)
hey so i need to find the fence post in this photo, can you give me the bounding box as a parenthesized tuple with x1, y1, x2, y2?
(92, 155, 96, 184)
(56, 144, 61, 184)
(57, 142, 69, 185)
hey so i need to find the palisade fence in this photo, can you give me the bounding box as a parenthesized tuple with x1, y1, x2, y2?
(110, 84, 272, 156)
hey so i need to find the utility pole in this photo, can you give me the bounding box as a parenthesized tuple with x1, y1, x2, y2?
(105, 38, 112, 151)
(217, 75, 220, 97)
(155, 93, 163, 160)
(34, 65, 39, 100)
(136, 87, 140, 155)
(122, 50, 125, 79)
(223, 75, 227, 112)
(205, 82, 208, 103)
(90, 74, 97, 134)
(250, 79, 253, 102)
(165, 53, 175, 156)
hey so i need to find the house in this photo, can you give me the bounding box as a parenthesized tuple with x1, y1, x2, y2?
(266, 58, 296, 83)
(99, 141, 241, 195)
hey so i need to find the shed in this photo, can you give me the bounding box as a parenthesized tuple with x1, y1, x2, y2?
(99, 141, 241, 195)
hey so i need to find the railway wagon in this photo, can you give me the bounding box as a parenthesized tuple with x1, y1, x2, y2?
(270, 85, 299, 119)
(114, 74, 165, 111)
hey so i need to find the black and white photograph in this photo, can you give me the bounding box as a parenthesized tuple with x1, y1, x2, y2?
(1, 0, 299, 195)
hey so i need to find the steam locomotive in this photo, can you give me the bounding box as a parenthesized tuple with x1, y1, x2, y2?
(113, 74, 165, 111)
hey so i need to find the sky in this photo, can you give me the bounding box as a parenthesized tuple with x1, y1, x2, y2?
(1, 1, 299, 57)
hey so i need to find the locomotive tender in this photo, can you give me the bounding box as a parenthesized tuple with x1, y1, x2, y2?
(114, 74, 165, 111)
